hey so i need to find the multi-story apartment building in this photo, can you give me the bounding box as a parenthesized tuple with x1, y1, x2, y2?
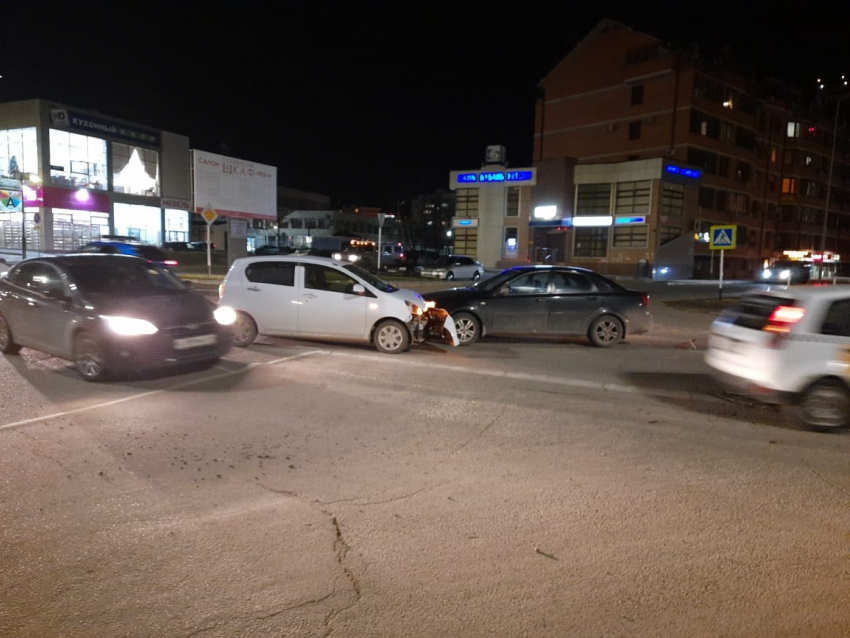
(533, 19, 849, 279)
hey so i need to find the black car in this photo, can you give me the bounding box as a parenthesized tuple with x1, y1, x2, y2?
(421, 265, 654, 347)
(756, 260, 812, 285)
(0, 254, 234, 381)
(81, 236, 178, 272)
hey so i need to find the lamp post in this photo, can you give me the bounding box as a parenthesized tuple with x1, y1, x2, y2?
(820, 93, 848, 253)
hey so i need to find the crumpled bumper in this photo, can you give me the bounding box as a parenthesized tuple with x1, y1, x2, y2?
(411, 307, 460, 347)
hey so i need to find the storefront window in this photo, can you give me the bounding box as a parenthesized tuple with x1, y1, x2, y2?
(112, 143, 159, 196)
(0, 128, 39, 179)
(52, 208, 108, 251)
(49, 129, 108, 190)
(164, 208, 189, 242)
(574, 227, 609, 257)
(114, 202, 162, 245)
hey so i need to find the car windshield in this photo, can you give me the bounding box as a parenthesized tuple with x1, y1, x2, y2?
(66, 260, 188, 294)
(343, 263, 398, 292)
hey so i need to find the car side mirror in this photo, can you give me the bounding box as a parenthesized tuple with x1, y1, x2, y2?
(350, 283, 365, 295)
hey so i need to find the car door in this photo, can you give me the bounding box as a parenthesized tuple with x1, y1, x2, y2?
(240, 261, 299, 335)
(546, 271, 605, 334)
(296, 263, 369, 339)
(5, 261, 73, 354)
(455, 257, 474, 279)
(483, 271, 550, 334)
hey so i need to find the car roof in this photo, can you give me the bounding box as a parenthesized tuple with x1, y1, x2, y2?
(234, 254, 350, 267)
(505, 265, 598, 274)
(13, 253, 149, 267)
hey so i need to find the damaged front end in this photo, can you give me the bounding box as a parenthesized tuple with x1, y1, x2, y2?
(408, 304, 459, 347)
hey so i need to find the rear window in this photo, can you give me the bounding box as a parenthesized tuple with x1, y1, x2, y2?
(718, 293, 798, 330)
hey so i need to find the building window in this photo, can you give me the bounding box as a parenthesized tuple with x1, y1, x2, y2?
(781, 178, 797, 194)
(615, 180, 651, 214)
(698, 186, 715, 208)
(49, 129, 108, 190)
(720, 122, 733, 142)
(505, 186, 520, 217)
(687, 147, 718, 174)
(630, 84, 644, 105)
(735, 161, 751, 182)
(718, 156, 730, 177)
(690, 110, 719, 139)
(0, 127, 39, 180)
(660, 184, 684, 215)
(574, 227, 608, 258)
(576, 183, 612, 215)
(628, 121, 642, 140)
(455, 188, 479, 217)
(771, 146, 778, 163)
(787, 122, 800, 138)
(660, 225, 682, 245)
(112, 143, 160, 196)
(612, 225, 648, 248)
(504, 227, 518, 257)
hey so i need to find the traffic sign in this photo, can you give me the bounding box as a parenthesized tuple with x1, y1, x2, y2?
(201, 205, 218, 225)
(709, 225, 736, 250)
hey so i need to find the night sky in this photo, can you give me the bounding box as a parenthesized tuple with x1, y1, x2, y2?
(3, 0, 848, 211)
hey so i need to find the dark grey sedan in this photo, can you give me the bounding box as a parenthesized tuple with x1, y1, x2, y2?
(421, 265, 653, 347)
(0, 254, 235, 381)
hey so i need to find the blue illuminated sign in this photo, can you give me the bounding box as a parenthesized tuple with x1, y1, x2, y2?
(665, 164, 700, 179)
(506, 170, 532, 181)
(457, 219, 474, 226)
(479, 171, 506, 182)
(457, 173, 477, 183)
(615, 216, 646, 224)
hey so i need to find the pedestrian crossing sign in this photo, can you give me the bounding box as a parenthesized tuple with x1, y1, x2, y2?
(709, 225, 736, 250)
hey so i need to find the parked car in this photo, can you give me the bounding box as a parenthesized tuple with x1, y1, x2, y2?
(705, 287, 850, 431)
(253, 245, 296, 256)
(0, 254, 235, 381)
(417, 255, 484, 281)
(217, 254, 459, 353)
(756, 260, 811, 285)
(420, 265, 653, 347)
(81, 236, 178, 272)
(164, 241, 217, 252)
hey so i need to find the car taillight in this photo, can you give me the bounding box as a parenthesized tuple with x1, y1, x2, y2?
(164, 260, 178, 266)
(764, 304, 804, 347)
(642, 293, 650, 308)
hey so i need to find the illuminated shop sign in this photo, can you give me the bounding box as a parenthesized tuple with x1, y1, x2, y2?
(664, 164, 700, 179)
(451, 217, 479, 228)
(453, 169, 535, 186)
(615, 216, 646, 224)
(572, 216, 613, 227)
(50, 108, 160, 146)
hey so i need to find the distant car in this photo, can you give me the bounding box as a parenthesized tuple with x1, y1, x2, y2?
(756, 260, 811, 285)
(417, 255, 484, 281)
(705, 286, 850, 431)
(217, 254, 459, 353)
(253, 245, 296, 256)
(81, 237, 178, 271)
(421, 265, 653, 347)
(163, 241, 216, 252)
(0, 254, 234, 381)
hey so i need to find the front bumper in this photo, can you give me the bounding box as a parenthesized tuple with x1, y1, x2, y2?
(102, 325, 233, 372)
(415, 307, 459, 347)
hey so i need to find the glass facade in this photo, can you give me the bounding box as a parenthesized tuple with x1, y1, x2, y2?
(112, 143, 159, 196)
(49, 129, 108, 189)
(0, 127, 38, 179)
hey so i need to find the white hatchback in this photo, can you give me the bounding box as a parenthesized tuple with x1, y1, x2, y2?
(704, 286, 850, 431)
(218, 254, 458, 354)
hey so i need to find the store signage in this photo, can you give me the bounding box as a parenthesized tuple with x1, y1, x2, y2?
(615, 216, 646, 224)
(50, 108, 159, 146)
(451, 217, 479, 228)
(452, 168, 536, 186)
(664, 164, 700, 179)
(161, 198, 192, 210)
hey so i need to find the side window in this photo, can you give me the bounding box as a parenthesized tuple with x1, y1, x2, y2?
(304, 264, 358, 294)
(245, 262, 295, 286)
(551, 272, 593, 293)
(10, 262, 64, 296)
(458, 257, 473, 266)
(507, 272, 549, 295)
(820, 299, 850, 337)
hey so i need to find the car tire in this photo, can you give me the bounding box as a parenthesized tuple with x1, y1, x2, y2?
(453, 312, 480, 346)
(373, 319, 410, 354)
(796, 378, 850, 431)
(588, 315, 624, 347)
(0, 314, 22, 355)
(231, 312, 258, 347)
(73, 332, 109, 382)
(446, 272, 455, 281)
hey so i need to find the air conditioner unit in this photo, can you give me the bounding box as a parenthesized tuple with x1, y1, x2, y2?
(642, 116, 655, 124)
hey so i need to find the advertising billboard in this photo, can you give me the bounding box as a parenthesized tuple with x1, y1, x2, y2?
(191, 150, 277, 220)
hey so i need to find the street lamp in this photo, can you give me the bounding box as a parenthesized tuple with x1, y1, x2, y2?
(820, 93, 848, 253)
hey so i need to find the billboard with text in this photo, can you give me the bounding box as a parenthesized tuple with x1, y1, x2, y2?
(191, 150, 276, 220)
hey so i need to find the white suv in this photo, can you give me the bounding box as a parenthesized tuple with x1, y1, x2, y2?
(704, 286, 850, 431)
(218, 254, 458, 354)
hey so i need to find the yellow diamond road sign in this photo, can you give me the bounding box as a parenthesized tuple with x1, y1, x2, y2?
(201, 206, 218, 225)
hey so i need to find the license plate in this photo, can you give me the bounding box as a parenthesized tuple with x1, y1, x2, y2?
(173, 334, 217, 350)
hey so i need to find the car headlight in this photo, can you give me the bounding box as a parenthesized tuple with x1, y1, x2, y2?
(214, 305, 237, 325)
(100, 315, 158, 336)
(780, 269, 791, 279)
(405, 301, 424, 316)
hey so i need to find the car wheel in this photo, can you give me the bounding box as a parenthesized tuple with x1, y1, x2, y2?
(373, 319, 410, 354)
(73, 332, 109, 382)
(231, 312, 258, 347)
(453, 312, 480, 345)
(0, 314, 22, 355)
(588, 315, 624, 347)
(446, 272, 455, 281)
(796, 378, 850, 431)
